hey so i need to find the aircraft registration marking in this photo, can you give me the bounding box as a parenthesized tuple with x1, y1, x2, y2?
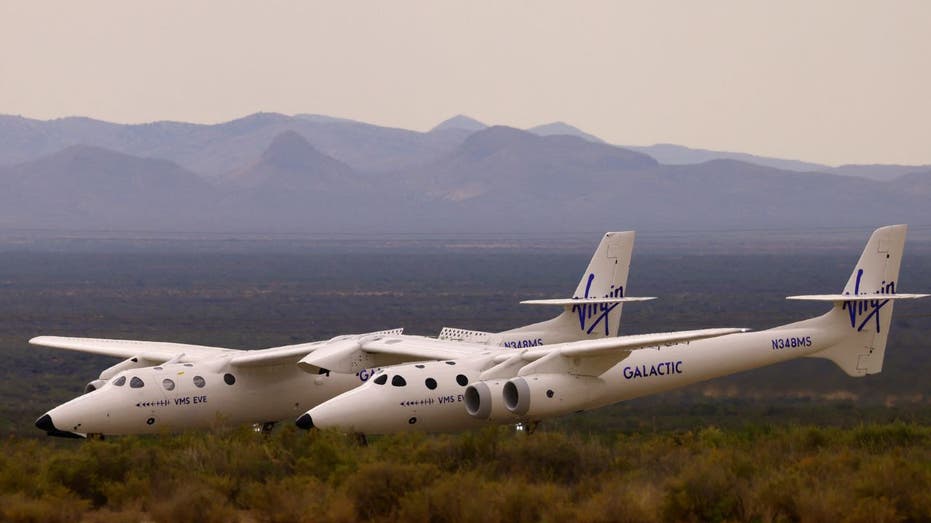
(771, 336, 812, 350)
(503, 338, 543, 348)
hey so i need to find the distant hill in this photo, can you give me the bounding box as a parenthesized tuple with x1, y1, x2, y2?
(0, 145, 215, 230)
(431, 114, 487, 132)
(232, 130, 358, 190)
(0, 112, 468, 176)
(831, 164, 931, 182)
(0, 112, 929, 234)
(625, 143, 829, 173)
(527, 121, 604, 143)
(221, 131, 390, 231)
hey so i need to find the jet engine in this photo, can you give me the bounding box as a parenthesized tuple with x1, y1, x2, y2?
(502, 374, 605, 418)
(84, 379, 108, 394)
(464, 379, 519, 422)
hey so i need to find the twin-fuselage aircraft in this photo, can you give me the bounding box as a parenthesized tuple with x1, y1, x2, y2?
(34, 231, 656, 437)
(32, 226, 926, 439)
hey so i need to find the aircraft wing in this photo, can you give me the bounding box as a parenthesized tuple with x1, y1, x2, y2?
(535, 327, 749, 359)
(28, 336, 238, 363)
(359, 335, 490, 360)
(484, 327, 748, 377)
(30, 328, 405, 367)
(294, 334, 489, 374)
(295, 328, 748, 378)
(231, 328, 406, 368)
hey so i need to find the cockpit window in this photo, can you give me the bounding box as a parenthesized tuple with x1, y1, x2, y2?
(130, 377, 145, 388)
(373, 374, 388, 385)
(162, 379, 175, 391)
(193, 376, 206, 388)
(391, 375, 407, 387)
(113, 376, 126, 387)
(425, 378, 437, 390)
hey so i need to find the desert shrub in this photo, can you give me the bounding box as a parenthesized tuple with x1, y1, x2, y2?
(293, 429, 360, 482)
(395, 471, 500, 523)
(852, 452, 931, 520)
(494, 481, 574, 523)
(662, 450, 752, 522)
(237, 475, 356, 523)
(406, 426, 507, 472)
(843, 496, 903, 523)
(800, 425, 829, 451)
(146, 480, 239, 523)
(697, 425, 726, 447)
(0, 491, 90, 523)
(493, 431, 611, 483)
(572, 478, 662, 523)
(79, 506, 153, 523)
(848, 421, 927, 450)
(342, 461, 440, 520)
(0, 440, 44, 495)
(42, 446, 127, 507)
(2, 421, 929, 521)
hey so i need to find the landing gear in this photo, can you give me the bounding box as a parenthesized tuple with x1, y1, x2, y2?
(260, 422, 276, 436)
(87, 433, 105, 441)
(515, 421, 540, 435)
(354, 432, 368, 446)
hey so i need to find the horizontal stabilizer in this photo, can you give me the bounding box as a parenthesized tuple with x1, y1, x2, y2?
(787, 293, 929, 301)
(520, 297, 655, 306)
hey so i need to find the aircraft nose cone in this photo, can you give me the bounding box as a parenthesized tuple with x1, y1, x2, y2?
(34, 412, 83, 438)
(295, 413, 315, 430)
(35, 413, 55, 432)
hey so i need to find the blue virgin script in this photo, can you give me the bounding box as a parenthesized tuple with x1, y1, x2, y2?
(572, 274, 624, 336)
(843, 269, 895, 333)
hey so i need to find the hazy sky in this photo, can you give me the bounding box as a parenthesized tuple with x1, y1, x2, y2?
(1, 1, 929, 165)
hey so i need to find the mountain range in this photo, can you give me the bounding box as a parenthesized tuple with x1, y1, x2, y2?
(0, 112, 928, 233)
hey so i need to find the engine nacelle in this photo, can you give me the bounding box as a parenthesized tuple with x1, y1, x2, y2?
(503, 374, 605, 419)
(84, 379, 108, 394)
(99, 356, 160, 380)
(464, 380, 519, 422)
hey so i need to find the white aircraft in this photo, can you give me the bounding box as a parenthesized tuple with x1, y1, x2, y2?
(298, 225, 927, 435)
(33, 231, 645, 438)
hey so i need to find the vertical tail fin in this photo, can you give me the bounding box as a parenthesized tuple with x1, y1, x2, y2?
(795, 225, 927, 376)
(567, 230, 634, 337)
(499, 231, 638, 344)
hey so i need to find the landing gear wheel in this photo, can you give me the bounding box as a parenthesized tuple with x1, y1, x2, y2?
(515, 421, 539, 435)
